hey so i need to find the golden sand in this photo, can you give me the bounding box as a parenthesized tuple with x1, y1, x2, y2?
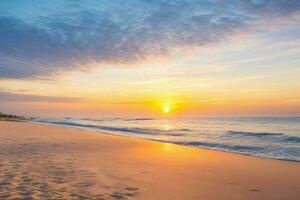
(0, 121, 299, 199)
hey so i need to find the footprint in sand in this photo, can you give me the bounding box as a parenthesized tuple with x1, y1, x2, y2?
(124, 186, 140, 197)
(250, 189, 261, 192)
(110, 192, 125, 199)
(124, 186, 139, 192)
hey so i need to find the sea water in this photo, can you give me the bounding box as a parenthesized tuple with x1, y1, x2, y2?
(33, 117, 300, 161)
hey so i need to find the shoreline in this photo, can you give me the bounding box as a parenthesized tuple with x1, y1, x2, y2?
(1, 120, 300, 199)
(31, 120, 300, 163)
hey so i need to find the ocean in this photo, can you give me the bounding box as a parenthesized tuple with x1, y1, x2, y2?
(33, 117, 300, 162)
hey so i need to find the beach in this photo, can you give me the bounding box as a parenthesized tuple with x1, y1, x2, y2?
(0, 121, 300, 200)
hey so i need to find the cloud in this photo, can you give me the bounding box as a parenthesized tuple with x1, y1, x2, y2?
(0, 91, 82, 102)
(0, 0, 299, 79)
(238, 0, 300, 17)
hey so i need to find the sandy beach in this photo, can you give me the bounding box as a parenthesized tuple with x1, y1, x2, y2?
(0, 121, 299, 200)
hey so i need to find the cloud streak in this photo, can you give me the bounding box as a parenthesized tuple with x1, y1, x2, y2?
(0, 0, 299, 79)
(0, 91, 82, 103)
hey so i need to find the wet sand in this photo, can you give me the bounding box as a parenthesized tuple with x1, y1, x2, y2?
(0, 121, 300, 200)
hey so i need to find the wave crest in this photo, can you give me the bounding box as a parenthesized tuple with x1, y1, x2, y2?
(226, 131, 283, 137)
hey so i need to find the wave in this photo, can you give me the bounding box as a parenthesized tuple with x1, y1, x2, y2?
(156, 138, 300, 162)
(34, 120, 191, 135)
(226, 131, 300, 144)
(280, 135, 300, 143)
(154, 140, 264, 153)
(80, 118, 154, 122)
(226, 131, 283, 137)
(121, 118, 154, 121)
(183, 141, 263, 152)
(36, 120, 160, 134)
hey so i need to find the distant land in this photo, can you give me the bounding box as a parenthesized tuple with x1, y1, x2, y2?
(0, 112, 26, 121)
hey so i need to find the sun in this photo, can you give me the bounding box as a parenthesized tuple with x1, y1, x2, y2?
(164, 106, 170, 113)
(160, 100, 174, 114)
(163, 104, 170, 113)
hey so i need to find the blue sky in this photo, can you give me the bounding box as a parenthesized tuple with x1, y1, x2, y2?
(1, 0, 299, 79)
(0, 0, 300, 116)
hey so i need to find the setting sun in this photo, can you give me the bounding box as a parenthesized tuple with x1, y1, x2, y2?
(163, 104, 171, 113)
(163, 106, 170, 113)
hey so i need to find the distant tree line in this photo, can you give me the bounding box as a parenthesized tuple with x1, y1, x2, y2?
(0, 112, 26, 120)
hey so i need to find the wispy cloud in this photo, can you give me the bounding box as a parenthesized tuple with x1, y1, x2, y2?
(0, 0, 299, 79)
(0, 91, 82, 102)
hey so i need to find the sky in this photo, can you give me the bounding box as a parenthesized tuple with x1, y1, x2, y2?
(0, 0, 300, 117)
